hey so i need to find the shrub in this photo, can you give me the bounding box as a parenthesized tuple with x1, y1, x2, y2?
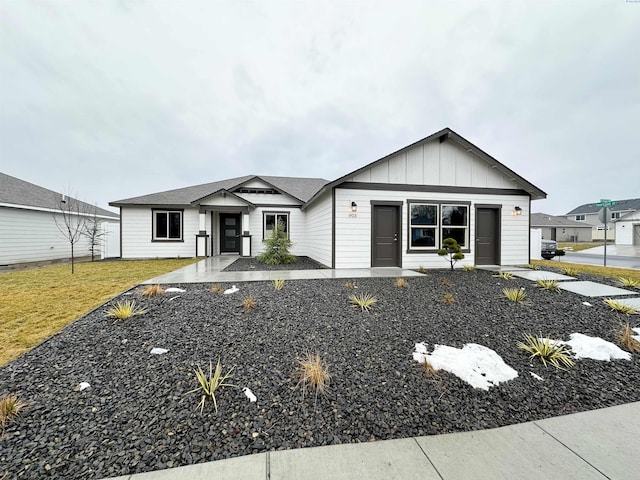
(604, 298, 638, 315)
(210, 284, 224, 294)
(518, 334, 574, 369)
(0, 394, 27, 432)
(421, 358, 440, 377)
(257, 221, 296, 265)
(188, 360, 236, 413)
(442, 293, 455, 304)
(463, 265, 477, 271)
(273, 279, 285, 291)
(141, 284, 164, 296)
(555, 249, 566, 258)
(617, 277, 640, 288)
(559, 266, 578, 276)
(503, 287, 527, 303)
(497, 271, 514, 280)
(394, 277, 408, 288)
(616, 322, 640, 353)
(536, 279, 560, 292)
(295, 352, 330, 401)
(441, 278, 455, 287)
(242, 296, 257, 312)
(416, 265, 427, 274)
(343, 281, 356, 290)
(437, 238, 465, 270)
(105, 300, 148, 319)
(348, 293, 377, 312)
(525, 264, 540, 270)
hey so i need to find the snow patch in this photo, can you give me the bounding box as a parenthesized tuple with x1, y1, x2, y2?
(165, 287, 186, 293)
(242, 387, 257, 402)
(413, 342, 518, 391)
(530, 372, 543, 381)
(582, 301, 592, 307)
(224, 285, 239, 295)
(562, 333, 631, 361)
(74, 382, 90, 391)
(150, 348, 168, 355)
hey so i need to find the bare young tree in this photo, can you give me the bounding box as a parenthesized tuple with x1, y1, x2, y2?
(53, 191, 87, 274)
(82, 206, 106, 262)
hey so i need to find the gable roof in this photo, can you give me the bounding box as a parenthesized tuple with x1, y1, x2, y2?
(0, 172, 118, 218)
(565, 198, 640, 215)
(110, 175, 330, 206)
(303, 127, 547, 208)
(531, 212, 592, 228)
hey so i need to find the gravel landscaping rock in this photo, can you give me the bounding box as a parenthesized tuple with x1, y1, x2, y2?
(1, 269, 639, 479)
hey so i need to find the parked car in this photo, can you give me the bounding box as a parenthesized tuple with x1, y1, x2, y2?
(541, 239, 558, 260)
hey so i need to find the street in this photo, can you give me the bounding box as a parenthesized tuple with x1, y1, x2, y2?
(558, 251, 640, 270)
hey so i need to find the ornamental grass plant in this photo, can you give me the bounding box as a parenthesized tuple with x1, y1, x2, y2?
(518, 334, 574, 369)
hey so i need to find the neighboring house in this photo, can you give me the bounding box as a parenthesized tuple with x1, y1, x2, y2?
(564, 198, 640, 241)
(110, 128, 546, 268)
(0, 172, 120, 266)
(530, 213, 592, 242)
(614, 209, 640, 246)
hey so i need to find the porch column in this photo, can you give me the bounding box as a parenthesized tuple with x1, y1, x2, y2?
(242, 212, 251, 257)
(199, 212, 206, 234)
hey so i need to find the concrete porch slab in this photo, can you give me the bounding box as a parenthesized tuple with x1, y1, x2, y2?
(613, 297, 640, 309)
(558, 281, 636, 297)
(512, 271, 576, 281)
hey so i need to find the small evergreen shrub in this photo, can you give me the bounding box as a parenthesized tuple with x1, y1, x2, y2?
(257, 221, 296, 265)
(438, 238, 465, 270)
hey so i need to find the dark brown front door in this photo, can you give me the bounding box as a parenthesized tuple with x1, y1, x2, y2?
(220, 213, 241, 253)
(475, 207, 500, 265)
(372, 204, 401, 267)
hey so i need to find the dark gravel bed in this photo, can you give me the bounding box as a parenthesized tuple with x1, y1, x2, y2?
(222, 256, 328, 271)
(2, 269, 639, 479)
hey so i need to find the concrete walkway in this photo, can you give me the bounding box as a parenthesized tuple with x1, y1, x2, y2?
(142, 256, 424, 284)
(107, 402, 639, 480)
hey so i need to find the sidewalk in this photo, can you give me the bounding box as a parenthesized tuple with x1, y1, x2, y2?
(107, 401, 639, 480)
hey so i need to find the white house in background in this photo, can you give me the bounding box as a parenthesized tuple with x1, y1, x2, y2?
(530, 213, 592, 242)
(614, 210, 640, 246)
(0, 172, 120, 266)
(563, 198, 640, 241)
(110, 128, 546, 268)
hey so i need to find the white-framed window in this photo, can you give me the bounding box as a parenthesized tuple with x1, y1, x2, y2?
(575, 214, 585, 221)
(611, 212, 621, 220)
(263, 212, 289, 239)
(408, 202, 469, 250)
(153, 210, 183, 241)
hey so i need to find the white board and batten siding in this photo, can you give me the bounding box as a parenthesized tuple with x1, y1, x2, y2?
(300, 190, 333, 268)
(334, 188, 530, 269)
(615, 211, 640, 246)
(120, 207, 199, 258)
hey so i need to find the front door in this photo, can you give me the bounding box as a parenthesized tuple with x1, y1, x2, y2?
(475, 207, 500, 265)
(372, 204, 401, 267)
(220, 213, 241, 253)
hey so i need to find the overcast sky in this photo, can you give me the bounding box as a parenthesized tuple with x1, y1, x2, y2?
(1, 0, 638, 215)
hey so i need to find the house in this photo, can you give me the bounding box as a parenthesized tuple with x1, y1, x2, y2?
(530, 213, 592, 242)
(110, 128, 546, 268)
(614, 209, 640, 246)
(564, 198, 640, 241)
(0, 172, 120, 266)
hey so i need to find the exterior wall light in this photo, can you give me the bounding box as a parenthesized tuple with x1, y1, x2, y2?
(513, 206, 522, 216)
(351, 201, 358, 212)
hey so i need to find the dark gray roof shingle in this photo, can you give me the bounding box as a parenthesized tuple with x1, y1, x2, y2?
(0, 172, 118, 218)
(531, 213, 592, 228)
(565, 198, 640, 215)
(110, 175, 330, 206)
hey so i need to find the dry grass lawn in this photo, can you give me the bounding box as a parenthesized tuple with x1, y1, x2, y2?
(0, 259, 198, 366)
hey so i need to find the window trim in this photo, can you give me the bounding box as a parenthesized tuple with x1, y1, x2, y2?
(575, 214, 585, 221)
(406, 200, 471, 253)
(152, 209, 184, 242)
(263, 211, 290, 240)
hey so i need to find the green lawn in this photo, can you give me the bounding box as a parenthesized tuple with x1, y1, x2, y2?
(0, 259, 199, 366)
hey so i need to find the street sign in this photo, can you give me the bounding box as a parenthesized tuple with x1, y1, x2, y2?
(598, 207, 610, 224)
(596, 199, 617, 207)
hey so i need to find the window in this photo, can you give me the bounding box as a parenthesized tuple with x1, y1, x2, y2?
(153, 210, 182, 240)
(575, 214, 585, 221)
(263, 212, 289, 239)
(409, 202, 469, 250)
(611, 212, 621, 220)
